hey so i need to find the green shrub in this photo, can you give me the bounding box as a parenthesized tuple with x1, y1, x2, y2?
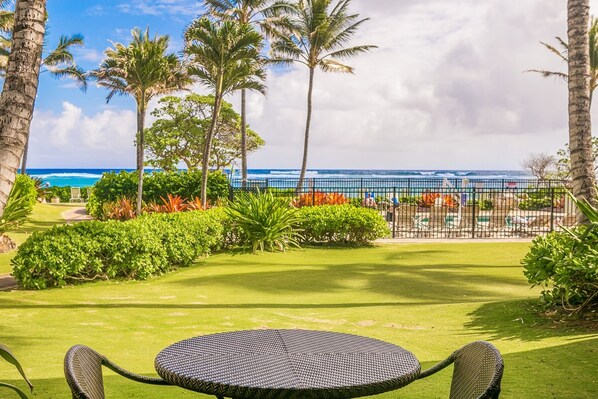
(522, 190, 598, 313)
(12, 210, 223, 289)
(399, 196, 418, 205)
(518, 197, 552, 210)
(467, 199, 493, 210)
(297, 204, 390, 245)
(14, 174, 38, 212)
(88, 170, 229, 218)
(225, 191, 301, 252)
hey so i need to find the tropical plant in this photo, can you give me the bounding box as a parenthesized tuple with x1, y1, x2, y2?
(0, 0, 46, 217)
(159, 194, 187, 213)
(0, 343, 33, 399)
(186, 196, 210, 211)
(566, 0, 598, 219)
(292, 191, 349, 207)
(90, 27, 190, 215)
(204, 0, 285, 186)
(265, 0, 376, 193)
(144, 94, 264, 171)
(185, 17, 266, 207)
(0, 1, 87, 173)
(104, 197, 136, 221)
(527, 16, 598, 105)
(225, 190, 302, 251)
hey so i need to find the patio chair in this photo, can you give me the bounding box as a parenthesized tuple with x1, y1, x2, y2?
(64, 345, 171, 399)
(521, 214, 552, 235)
(70, 187, 83, 203)
(428, 206, 448, 237)
(394, 204, 417, 236)
(417, 341, 504, 399)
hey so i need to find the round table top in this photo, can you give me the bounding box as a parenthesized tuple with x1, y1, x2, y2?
(155, 329, 421, 399)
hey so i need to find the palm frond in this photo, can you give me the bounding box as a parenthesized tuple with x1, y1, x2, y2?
(539, 41, 568, 62)
(44, 65, 88, 91)
(524, 69, 568, 81)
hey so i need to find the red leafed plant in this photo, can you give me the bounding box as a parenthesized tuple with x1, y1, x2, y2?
(418, 193, 440, 208)
(186, 196, 210, 211)
(104, 197, 136, 220)
(159, 194, 187, 213)
(442, 194, 458, 208)
(325, 192, 349, 205)
(293, 192, 349, 207)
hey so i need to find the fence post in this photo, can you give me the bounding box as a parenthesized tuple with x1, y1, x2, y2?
(392, 187, 396, 238)
(312, 179, 316, 205)
(550, 187, 555, 232)
(471, 187, 477, 238)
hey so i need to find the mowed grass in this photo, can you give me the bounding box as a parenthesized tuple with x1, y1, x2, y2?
(1, 240, 597, 398)
(0, 203, 79, 275)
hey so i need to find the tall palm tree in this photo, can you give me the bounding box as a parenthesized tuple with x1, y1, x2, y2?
(1, 1, 88, 173)
(91, 28, 190, 214)
(527, 16, 598, 105)
(568, 0, 598, 221)
(0, 0, 46, 216)
(185, 17, 266, 207)
(266, 0, 376, 193)
(204, 0, 283, 187)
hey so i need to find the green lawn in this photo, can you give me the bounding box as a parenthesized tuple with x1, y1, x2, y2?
(1, 235, 597, 398)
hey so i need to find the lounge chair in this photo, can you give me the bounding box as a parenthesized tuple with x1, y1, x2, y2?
(64, 345, 171, 399)
(417, 341, 504, 399)
(394, 204, 417, 236)
(70, 187, 83, 203)
(415, 206, 448, 237)
(521, 214, 552, 235)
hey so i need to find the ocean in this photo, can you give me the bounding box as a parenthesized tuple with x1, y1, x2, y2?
(27, 168, 534, 188)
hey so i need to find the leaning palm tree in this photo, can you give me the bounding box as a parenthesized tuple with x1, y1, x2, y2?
(1, 1, 88, 173)
(91, 28, 190, 214)
(567, 0, 598, 221)
(527, 16, 598, 105)
(266, 0, 376, 193)
(204, 0, 285, 187)
(185, 18, 266, 207)
(0, 0, 46, 216)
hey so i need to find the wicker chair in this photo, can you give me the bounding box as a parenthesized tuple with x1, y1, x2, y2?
(64, 345, 171, 399)
(417, 341, 504, 399)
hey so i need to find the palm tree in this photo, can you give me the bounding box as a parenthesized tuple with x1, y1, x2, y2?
(527, 16, 598, 105)
(568, 0, 598, 221)
(266, 0, 376, 193)
(204, 0, 284, 187)
(90, 28, 190, 215)
(1, 2, 88, 173)
(185, 17, 266, 207)
(0, 0, 46, 216)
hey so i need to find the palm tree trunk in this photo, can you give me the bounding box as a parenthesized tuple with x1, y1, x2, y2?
(241, 88, 248, 189)
(0, 0, 46, 216)
(296, 67, 315, 194)
(201, 94, 222, 207)
(20, 137, 29, 174)
(135, 99, 146, 215)
(568, 0, 598, 223)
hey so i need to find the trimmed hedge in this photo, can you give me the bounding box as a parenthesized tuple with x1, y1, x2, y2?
(297, 205, 390, 244)
(12, 210, 223, 289)
(86, 170, 230, 218)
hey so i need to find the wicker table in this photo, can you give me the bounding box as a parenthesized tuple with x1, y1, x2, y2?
(155, 329, 420, 399)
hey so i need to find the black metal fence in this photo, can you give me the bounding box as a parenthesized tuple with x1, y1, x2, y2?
(230, 178, 574, 239)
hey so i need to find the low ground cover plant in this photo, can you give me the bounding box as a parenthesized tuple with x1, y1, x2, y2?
(522, 191, 598, 314)
(297, 204, 390, 244)
(12, 210, 223, 289)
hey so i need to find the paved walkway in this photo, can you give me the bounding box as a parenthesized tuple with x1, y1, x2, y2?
(0, 206, 91, 290)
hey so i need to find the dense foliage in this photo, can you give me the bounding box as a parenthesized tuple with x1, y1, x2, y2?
(13, 174, 37, 213)
(12, 210, 223, 289)
(225, 191, 302, 252)
(86, 170, 229, 218)
(297, 205, 390, 244)
(522, 192, 598, 313)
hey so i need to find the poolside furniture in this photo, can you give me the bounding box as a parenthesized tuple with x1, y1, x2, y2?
(155, 329, 421, 398)
(521, 214, 552, 235)
(417, 341, 504, 399)
(70, 187, 83, 203)
(64, 345, 171, 399)
(394, 204, 418, 235)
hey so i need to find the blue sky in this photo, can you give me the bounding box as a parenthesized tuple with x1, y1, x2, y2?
(14, 0, 598, 169)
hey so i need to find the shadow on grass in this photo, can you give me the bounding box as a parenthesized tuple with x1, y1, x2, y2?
(464, 299, 598, 341)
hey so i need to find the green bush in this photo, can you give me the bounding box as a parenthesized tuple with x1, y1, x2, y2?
(88, 170, 230, 218)
(0, 184, 31, 234)
(225, 191, 301, 252)
(466, 199, 493, 210)
(518, 197, 552, 210)
(44, 186, 91, 203)
(297, 205, 390, 245)
(14, 174, 38, 212)
(12, 210, 223, 289)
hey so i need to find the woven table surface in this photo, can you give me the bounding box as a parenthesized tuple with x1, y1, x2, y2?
(155, 329, 420, 399)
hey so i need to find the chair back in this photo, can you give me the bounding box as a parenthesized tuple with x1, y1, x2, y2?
(65, 345, 106, 399)
(429, 206, 448, 229)
(70, 187, 82, 202)
(450, 341, 504, 399)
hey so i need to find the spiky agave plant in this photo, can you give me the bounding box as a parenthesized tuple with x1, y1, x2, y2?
(0, 344, 33, 398)
(225, 190, 302, 252)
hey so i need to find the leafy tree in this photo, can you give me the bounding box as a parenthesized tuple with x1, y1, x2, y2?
(265, 0, 376, 193)
(185, 18, 266, 207)
(0, 0, 46, 217)
(204, 0, 284, 186)
(90, 28, 190, 214)
(145, 94, 265, 171)
(527, 16, 598, 105)
(0, 0, 87, 174)
(567, 0, 598, 221)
